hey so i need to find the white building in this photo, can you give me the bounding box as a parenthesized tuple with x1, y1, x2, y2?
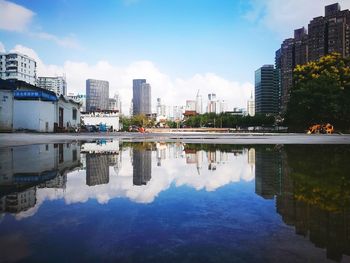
(81, 112, 120, 131)
(0, 80, 80, 132)
(37, 76, 67, 96)
(185, 100, 196, 111)
(195, 92, 203, 114)
(67, 93, 86, 112)
(247, 92, 255, 116)
(0, 52, 37, 85)
(109, 93, 122, 113)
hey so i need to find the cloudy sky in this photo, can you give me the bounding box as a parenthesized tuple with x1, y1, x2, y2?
(1, 0, 350, 114)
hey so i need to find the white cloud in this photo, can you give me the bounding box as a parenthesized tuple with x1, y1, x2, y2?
(15, 146, 255, 220)
(0, 0, 35, 32)
(245, 0, 350, 39)
(28, 32, 80, 49)
(10, 44, 252, 113)
(0, 0, 80, 49)
(0, 41, 5, 52)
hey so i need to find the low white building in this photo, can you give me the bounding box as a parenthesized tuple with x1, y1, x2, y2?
(81, 112, 120, 131)
(0, 79, 80, 132)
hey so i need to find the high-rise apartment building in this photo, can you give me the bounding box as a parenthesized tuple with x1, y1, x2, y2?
(275, 3, 350, 113)
(132, 79, 151, 116)
(37, 76, 67, 95)
(0, 52, 36, 85)
(86, 79, 109, 112)
(255, 65, 279, 115)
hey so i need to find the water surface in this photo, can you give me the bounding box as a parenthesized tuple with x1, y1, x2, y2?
(0, 141, 349, 263)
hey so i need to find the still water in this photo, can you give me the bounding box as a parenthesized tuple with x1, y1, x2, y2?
(0, 141, 349, 263)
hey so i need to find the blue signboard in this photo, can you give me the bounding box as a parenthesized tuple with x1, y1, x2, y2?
(14, 90, 58, 101)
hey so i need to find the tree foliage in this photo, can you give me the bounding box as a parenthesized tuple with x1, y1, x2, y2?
(184, 113, 275, 128)
(286, 53, 350, 130)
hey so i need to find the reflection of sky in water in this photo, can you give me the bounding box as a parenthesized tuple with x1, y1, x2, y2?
(16, 144, 255, 219)
(1, 142, 350, 263)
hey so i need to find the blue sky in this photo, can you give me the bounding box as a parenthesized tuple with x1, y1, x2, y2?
(1, 0, 349, 113)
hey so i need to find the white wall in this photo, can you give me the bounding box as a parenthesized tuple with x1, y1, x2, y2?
(13, 100, 56, 132)
(58, 100, 80, 128)
(82, 115, 119, 131)
(0, 90, 13, 131)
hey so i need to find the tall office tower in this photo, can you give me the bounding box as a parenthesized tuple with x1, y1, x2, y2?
(208, 93, 216, 101)
(156, 98, 167, 117)
(37, 76, 67, 96)
(132, 148, 152, 186)
(195, 91, 202, 114)
(207, 93, 217, 113)
(279, 38, 294, 113)
(247, 92, 255, 116)
(132, 79, 151, 116)
(86, 153, 109, 186)
(86, 79, 109, 112)
(255, 65, 279, 115)
(0, 52, 37, 85)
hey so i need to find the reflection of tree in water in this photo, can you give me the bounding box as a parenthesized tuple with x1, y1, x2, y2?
(256, 145, 350, 262)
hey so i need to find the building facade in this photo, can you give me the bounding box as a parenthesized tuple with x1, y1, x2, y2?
(86, 79, 109, 112)
(108, 93, 122, 113)
(255, 65, 279, 115)
(0, 79, 80, 132)
(0, 52, 37, 85)
(276, 3, 350, 113)
(37, 76, 67, 96)
(247, 92, 255, 117)
(132, 79, 151, 116)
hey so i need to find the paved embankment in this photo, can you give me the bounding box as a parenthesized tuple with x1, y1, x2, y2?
(1, 132, 350, 147)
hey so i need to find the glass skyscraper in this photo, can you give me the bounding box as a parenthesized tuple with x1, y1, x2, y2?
(86, 79, 109, 112)
(132, 79, 151, 116)
(255, 65, 278, 115)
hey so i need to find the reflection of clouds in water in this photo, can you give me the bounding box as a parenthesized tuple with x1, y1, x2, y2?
(16, 148, 254, 219)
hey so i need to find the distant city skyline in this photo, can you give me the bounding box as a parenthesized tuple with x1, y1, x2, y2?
(1, 0, 350, 113)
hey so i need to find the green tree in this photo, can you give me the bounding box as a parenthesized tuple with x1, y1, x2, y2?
(286, 53, 350, 130)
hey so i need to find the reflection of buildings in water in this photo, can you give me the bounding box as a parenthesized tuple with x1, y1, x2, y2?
(81, 140, 121, 182)
(113, 154, 122, 176)
(156, 142, 167, 166)
(86, 154, 109, 186)
(184, 149, 203, 174)
(170, 143, 184, 159)
(254, 147, 281, 199)
(207, 150, 230, 171)
(0, 143, 81, 215)
(0, 187, 36, 214)
(39, 174, 67, 189)
(248, 148, 255, 165)
(246, 148, 255, 181)
(255, 146, 350, 262)
(132, 149, 152, 186)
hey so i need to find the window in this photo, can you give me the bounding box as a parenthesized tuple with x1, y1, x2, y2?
(72, 108, 77, 120)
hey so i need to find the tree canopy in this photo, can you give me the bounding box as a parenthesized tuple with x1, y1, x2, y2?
(286, 53, 350, 130)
